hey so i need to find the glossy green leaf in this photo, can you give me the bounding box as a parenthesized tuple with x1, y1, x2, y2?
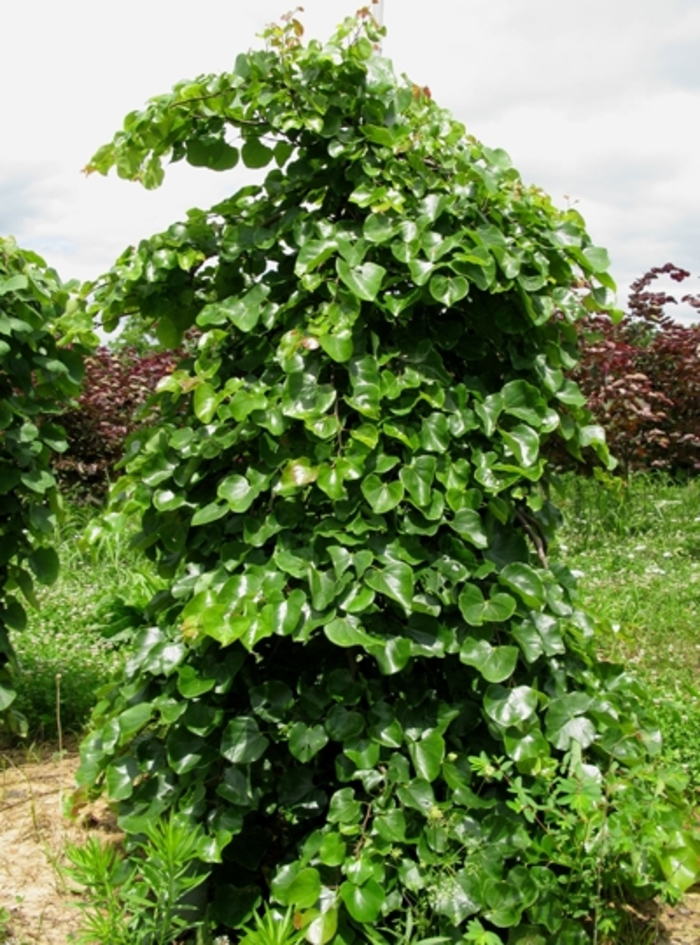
(326, 705, 365, 741)
(319, 832, 347, 867)
(220, 717, 269, 764)
(218, 474, 256, 512)
(289, 722, 329, 762)
(396, 778, 435, 813)
(305, 908, 338, 945)
(408, 730, 445, 781)
(191, 502, 228, 526)
(344, 736, 380, 769)
(419, 412, 450, 452)
(281, 458, 319, 489)
(295, 239, 338, 276)
(308, 567, 338, 610)
(364, 562, 414, 611)
(2, 599, 27, 631)
(501, 380, 545, 427)
(361, 475, 404, 514)
(581, 245, 611, 273)
(482, 593, 516, 622)
(336, 259, 386, 302)
(316, 464, 346, 500)
(327, 787, 362, 824)
(324, 615, 375, 648)
(429, 273, 469, 307)
(117, 702, 153, 740)
(499, 562, 546, 609)
(484, 685, 539, 728)
(193, 382, 219, 423)
(458, 584, 487, 626)
(186, 136, 239, 170)
(339, 879, 385, 923)
(177, 664, 216, 699)
(320, 329, 354, 362)
(105, 756, 139, 800)
(504, 726, 550, 764)
(460, 638, 519, 683)
(451, 510, 488, 548)
(501, 424, 540, 467)
(433, 872, 483, 925)
(368, 635, 412, 674)
(20, 469, 54, 494)
(368, 703, 403, 747)
(363, 213, 398, 243)
(338, 582, 375, 614)
(167, 727, 205, 774)
(661, 841, 700, 894)
(399, 455, 437, 507)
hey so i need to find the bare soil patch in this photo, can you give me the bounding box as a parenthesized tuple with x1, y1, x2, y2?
(1, 746, 699, 944)
(0, 743, 119, 945)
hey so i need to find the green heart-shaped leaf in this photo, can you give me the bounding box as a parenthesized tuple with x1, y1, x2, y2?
(361, 474, 404, 514)
(289, 722, 329, 762)
(220, 717, 269, 764)
(484, 685, 539, 728)
(365, 562, 414, 611)
(499, 562, 546, 609)
(408, 730, 445, 781)
(429, 273, 469, 307)
(218, 474, 256, 512)
(501, 424, 540, 467)
(460, 638, 518, 683)
(340, 879, 385, 923)
(451, 509, 488, 547)
(241, 137, 274, 168)
(336, 259, 386, 301)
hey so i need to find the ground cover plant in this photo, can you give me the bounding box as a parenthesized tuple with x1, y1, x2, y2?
(58, 8, 700, 944)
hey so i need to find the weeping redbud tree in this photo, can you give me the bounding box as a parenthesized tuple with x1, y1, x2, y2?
(77, 10, 699, 944)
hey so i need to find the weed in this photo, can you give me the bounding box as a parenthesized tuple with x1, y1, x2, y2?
(0, 906, 10, 944)
(238, 906, 306, 945)
(63, 814, 210, 945)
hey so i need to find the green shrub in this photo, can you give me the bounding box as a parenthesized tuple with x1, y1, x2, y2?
(0, 237, 89, 735)
(75, 12, 700, 944)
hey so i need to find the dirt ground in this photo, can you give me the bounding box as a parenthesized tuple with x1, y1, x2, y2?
(1, 747, 700, 945)
(0, 743, 121, 945)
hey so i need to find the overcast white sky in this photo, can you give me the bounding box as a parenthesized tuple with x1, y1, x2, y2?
(2, 0, 699, 321)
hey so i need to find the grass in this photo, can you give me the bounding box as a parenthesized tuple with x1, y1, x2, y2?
(8, 504, 161, 742)
(552, 471, 700, 790)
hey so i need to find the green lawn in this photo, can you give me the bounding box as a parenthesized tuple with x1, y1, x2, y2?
(552, 472, 700, 790)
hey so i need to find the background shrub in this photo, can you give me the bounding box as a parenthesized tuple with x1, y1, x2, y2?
(565, 263, 700, 475)
(54, 345, 179, 497)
